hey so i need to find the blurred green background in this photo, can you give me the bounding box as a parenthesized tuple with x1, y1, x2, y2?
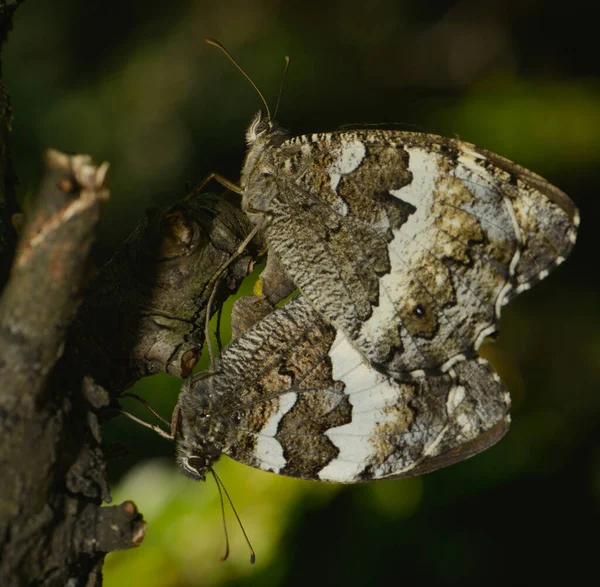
(3, 0, 599, 585)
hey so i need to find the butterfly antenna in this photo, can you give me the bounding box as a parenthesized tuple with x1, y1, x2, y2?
(273, 56, 290, 120)
(205, 37, 271, 121)
(211, 467, 256, 564)
(210, 469, 231, 562)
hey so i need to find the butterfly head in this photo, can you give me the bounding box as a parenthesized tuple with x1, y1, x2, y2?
(174, 377, 226, 481)
(246, 110, 276, 145)
(241, 111, 289, 212)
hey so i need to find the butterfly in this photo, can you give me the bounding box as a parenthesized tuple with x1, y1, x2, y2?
(174, 296, 510, 483)
(203, 39, 579, 383)
(240, 119, 579, 380)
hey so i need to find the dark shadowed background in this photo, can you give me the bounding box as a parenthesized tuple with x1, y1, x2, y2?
(4, 0, 598, 585)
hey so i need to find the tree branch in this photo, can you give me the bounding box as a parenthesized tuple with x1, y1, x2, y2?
(0, 150, 126, 586)
(69, 186, 255, 395)
(0, 151, 257, 585)
(0, 151, 108, 408)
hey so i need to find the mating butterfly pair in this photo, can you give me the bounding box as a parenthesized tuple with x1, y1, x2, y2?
(173, 41, 578, 486)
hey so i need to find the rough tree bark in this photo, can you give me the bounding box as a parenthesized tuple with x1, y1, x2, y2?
(0, 4, 256, 585)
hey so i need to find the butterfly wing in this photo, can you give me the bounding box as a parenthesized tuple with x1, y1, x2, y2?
(259, 130, 578, 377)
(214, 297, 509, 482)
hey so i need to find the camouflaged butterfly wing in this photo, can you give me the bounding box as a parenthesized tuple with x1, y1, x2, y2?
(241, 119, 579, 379)
(175, 296, 510, 483)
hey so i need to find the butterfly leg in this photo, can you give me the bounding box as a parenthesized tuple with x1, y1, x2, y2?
(112, 408, 174, 440)
(190, 172, 243, 197)
(204, 221, 264, 368)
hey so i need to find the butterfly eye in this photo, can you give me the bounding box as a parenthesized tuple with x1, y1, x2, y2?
(183, 457, 205, 480)
(246, 111, 271, 143)
(253, 121, 269, 137)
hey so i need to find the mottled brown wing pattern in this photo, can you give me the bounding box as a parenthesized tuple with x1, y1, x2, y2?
(175, 118, 577, 486)
(176, 297, 510, 483)
(243, 130, 578, 378)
